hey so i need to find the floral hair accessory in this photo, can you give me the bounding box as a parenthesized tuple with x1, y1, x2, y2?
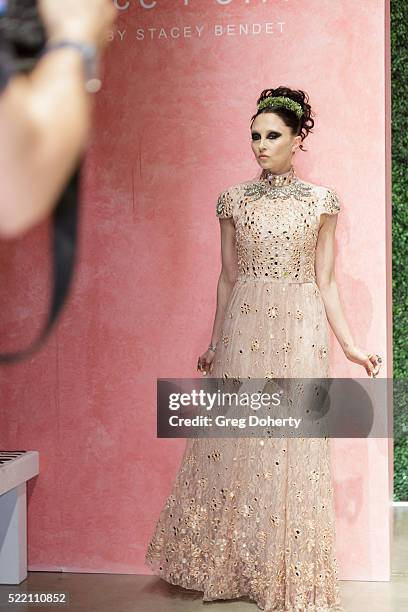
(257, 96, 304, 119)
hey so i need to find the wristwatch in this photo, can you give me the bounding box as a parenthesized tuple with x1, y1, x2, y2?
(41, 39, 102, 94)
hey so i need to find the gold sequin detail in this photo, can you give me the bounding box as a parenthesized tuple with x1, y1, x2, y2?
(318, 346, 328, 359)
(208, 450, 222, 461)
(268, 305, 279, 318)
(216, 190, 235, 218)
(250, 338, 260, 352)
(309, 469, 320, 483)
(322, 189, 341, 215)
(265, 371, 276, 379)
(216, 171, 341, 282)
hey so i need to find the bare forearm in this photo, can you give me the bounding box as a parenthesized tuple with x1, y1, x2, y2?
(318, 279, 355, 355)
(210, 272, 236, 346)
(0, 48, 91, 237)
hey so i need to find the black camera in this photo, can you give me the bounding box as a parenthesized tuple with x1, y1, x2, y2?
(0, 0, 46, 71)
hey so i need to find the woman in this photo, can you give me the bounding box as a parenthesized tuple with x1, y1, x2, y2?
(145, 86, 382, 611)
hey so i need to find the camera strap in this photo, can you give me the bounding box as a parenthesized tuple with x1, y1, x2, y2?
(0, 163, 81, 363)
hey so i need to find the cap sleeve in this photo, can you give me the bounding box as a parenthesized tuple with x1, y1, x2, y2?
(320, 188, 341, 216)
(216, 189, 234, 219)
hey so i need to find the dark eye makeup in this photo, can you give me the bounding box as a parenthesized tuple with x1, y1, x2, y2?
(251, 131, 281, 140)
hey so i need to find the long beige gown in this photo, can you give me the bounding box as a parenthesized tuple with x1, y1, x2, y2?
(145, 165, 344, 611)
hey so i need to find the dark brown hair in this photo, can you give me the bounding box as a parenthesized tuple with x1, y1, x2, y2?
(250, 87, 315, 151)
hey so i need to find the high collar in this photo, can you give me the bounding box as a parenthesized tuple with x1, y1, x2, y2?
(259, 165, 298, 186)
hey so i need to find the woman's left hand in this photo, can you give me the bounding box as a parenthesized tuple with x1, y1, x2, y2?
(344, 345, 383, 377)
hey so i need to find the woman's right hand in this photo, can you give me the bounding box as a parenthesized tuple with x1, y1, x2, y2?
(197, 349, 216, 376)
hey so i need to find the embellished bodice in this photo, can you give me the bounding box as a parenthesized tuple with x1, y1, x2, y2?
(215, 166, 341, 283)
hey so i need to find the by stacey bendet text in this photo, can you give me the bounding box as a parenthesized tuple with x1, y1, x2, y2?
(108, 22, 285, 42)
(110, 0, 289, 41)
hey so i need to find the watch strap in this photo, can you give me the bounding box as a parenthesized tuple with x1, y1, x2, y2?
(41, 39, 102, 93)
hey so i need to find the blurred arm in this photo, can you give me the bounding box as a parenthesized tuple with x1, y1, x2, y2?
(0, 46, 92, 238)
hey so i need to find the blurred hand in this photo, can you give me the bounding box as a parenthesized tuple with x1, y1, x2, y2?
(39, 0, 117, 50)
(344, 345, 383, 377)
(197, 349, 216, 376)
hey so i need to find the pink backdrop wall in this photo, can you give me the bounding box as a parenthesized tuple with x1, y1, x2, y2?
(0, 0, 391, 581)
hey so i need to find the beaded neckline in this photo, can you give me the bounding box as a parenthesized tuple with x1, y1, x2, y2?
(259, 165, 298, 187)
